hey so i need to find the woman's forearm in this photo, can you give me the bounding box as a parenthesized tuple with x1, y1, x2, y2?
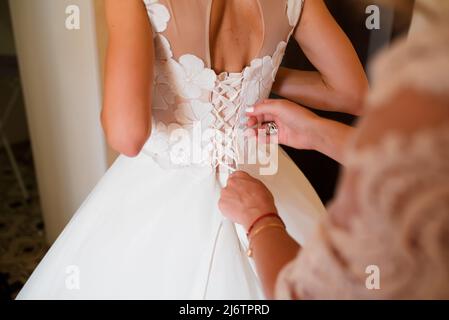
(249, 218, 300, 299)
(272, 67, 364, 115)
(102, 0, 154, 157)
(308, 117, 354, 165)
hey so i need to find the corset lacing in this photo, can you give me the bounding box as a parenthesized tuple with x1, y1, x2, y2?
(210, 73, 245, 173)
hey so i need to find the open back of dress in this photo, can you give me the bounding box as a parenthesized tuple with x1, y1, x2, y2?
(144, 0, 303, 172)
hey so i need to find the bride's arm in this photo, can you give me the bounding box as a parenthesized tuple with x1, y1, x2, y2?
(102, 0, 154, 157)
(272, 0, 368, 115)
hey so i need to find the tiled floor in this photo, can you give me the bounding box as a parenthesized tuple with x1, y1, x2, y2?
(0, 142, 48, 300)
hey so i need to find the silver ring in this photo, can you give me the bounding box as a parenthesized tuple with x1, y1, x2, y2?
(265, 121, 278, 136)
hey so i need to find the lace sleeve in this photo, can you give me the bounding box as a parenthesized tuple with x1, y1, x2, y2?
(275, 88, 449, 299)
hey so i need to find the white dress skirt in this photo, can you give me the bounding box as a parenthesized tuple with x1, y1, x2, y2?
(17, 149, 324, 299)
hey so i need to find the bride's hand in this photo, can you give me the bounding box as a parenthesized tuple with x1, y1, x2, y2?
(219, 171, 277, 231)
(246, 99, 320, 150)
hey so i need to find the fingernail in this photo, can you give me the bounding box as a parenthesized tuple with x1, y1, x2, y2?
(246, 107, 254, 113)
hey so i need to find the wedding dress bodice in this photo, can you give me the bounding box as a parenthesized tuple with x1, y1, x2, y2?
(142, 0, 304, 170)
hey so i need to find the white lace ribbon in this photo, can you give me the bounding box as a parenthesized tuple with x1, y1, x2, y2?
(210, 73, 245, 173)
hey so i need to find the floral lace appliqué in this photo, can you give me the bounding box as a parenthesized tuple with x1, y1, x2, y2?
(242, 41, 287, 106)
(143, 0, 170, 33)
(166, 55, 217, 99)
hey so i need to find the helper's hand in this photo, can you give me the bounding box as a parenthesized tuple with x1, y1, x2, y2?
(246, 99, 321, 150)
(219, 171, 277, 231)
(246, 99, 353, 165)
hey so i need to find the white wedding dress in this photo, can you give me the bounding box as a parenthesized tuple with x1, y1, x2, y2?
(17, 0, 325, 300)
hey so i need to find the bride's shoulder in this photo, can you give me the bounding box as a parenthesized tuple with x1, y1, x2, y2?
(105, 0, 153, 33)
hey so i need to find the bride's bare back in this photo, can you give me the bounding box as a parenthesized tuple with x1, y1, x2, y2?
(209, 0, 264, 73)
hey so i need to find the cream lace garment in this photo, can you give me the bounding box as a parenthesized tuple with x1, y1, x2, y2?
(141, 0, 304, 172)
(276, 22, 449, 299)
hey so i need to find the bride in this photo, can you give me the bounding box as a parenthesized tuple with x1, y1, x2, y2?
(17, 0, 367, 299)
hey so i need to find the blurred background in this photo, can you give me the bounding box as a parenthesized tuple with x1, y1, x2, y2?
(0, 0, 416, 300)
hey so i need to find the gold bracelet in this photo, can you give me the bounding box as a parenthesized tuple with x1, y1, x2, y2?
(246, 223, 286, 257)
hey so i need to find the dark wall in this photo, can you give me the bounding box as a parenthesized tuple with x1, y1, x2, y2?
(279, 0, 414, 204)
